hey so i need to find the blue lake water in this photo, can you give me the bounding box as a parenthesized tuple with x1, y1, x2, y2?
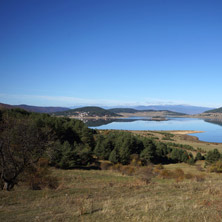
(88, 117, 222, 143)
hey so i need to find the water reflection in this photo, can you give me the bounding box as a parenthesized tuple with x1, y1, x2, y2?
(85, 117, 222, 143)
(85, 117, 155, 127)
(204, 119, 222, 127)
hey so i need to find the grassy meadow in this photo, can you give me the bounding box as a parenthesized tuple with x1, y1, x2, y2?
(1, 162, 222, 222)
(1, 130, 222, 222)
(131, 130, 222, 152)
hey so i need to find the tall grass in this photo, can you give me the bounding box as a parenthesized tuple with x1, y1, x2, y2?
(1, 166, 222, 222)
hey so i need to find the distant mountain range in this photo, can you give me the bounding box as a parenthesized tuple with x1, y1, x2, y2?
(0, 103, 70, 113)
(0, 102, 217, 115)
(132, 105, 213, 115)
(108, 108, 185, 116)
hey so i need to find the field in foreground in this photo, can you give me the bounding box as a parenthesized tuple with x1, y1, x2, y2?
(1, 164, 222, 222)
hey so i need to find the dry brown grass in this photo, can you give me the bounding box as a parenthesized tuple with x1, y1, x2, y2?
(1, 165, 222, 222)
(131, 130, 222, 153)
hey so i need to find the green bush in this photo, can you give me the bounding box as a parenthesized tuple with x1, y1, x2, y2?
(195, 152, 204, 161)
(206, 149, 221, 164)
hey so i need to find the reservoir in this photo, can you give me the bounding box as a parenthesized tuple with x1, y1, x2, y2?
(87, 117, 222, 143)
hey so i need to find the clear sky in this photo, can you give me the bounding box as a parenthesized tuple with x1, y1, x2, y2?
(1, 0, 222, 108)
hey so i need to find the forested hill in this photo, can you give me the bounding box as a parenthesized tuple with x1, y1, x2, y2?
(109, 108, 186, 116)
(14, 105, 70, 113)
(54, 106, 121, 117)
(205, 107, 222, 113)
(108, 108, 139, 113)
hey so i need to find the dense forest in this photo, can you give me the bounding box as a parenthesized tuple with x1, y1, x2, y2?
(0, 108, 221, 190)
(0, 109, 95, 190)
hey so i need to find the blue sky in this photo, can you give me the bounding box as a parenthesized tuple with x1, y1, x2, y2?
(1, 0, 222, 108)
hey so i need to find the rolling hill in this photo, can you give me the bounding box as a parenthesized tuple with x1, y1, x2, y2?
(0, 103, 13, 110)
(53, 106, 121, 117)
(108, 108, 139, 113)
(0, 102, 215, 117)
(0, 102, 70, 113)
(109, 108, 186, 116)
(204, 107, 222, 113)
(133, 105, 213, 115)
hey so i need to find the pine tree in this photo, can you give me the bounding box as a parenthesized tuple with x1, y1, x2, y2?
(109, 149, 119, 164)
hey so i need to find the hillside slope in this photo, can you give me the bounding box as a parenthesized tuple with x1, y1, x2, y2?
(108, 108, 139, 113)
(0, 103, 13, 110)
(134, 105, 213, 114)
(0, 102, 70, 113)
(54, 106, 121, 117)
(205, 107, 222, 113)
(109, 108, 185, 116)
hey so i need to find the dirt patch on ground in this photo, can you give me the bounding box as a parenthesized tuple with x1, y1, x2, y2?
(169, 130, 204, 135)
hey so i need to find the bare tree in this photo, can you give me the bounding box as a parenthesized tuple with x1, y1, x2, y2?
(0, 114, 49, 191)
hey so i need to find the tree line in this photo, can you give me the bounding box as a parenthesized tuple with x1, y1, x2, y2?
(0, 108, 221, 190)
(0, 108, 95, 190)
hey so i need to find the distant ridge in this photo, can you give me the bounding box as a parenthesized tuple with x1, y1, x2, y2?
(0, 102, 70, 113)
(108, 108, 139, 113)
(0, 103, 13, 110)
(14, 104, 70, 113)
(108, 108, 185, 116)
(0, 102, 215, 115)
(54, 106, 121, 117)
(133, 105, 213, 115)
(204, 107, 222, 113)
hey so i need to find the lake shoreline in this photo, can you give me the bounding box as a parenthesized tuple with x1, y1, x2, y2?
(169, 130, 204, 135)
(88, 116, 222, 144)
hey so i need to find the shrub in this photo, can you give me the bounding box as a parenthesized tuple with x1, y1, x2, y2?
(130, 154, 142, 167)
(195, 152, 204, 161)
(156, 164, 164, 170)
(153, 164, 164, 174)
(187, 157, 195, 165)
(157, 168, 195, 182)
(159, 169, 173, 179)
(185, 173, 194, 179)
(206, 149, 221, 164)
(196, 164, 204, 172)
(174, 168, 185, 182)
(194, 174, 205, 182)
(25, 158, 58, 190)
(120, 166, 135, 176)
(135, 166, 154, 184)
(100, 162, 113, 170)
(111, 163, 122, 172)
(209, 161, 222, 173)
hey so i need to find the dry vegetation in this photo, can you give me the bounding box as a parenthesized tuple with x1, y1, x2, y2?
(1, 126, 222, 222)
(131, 130, 222, 153)
(1, 161, 222, 222)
